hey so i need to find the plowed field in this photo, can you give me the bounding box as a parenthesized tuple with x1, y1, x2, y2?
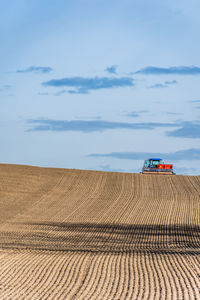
(0, 164, 200, 299)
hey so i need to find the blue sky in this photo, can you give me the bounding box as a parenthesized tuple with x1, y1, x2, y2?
(1, 0, 200, 175)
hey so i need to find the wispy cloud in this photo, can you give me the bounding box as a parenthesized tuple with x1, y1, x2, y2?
(148, 80, 177, 89)
(105, 65, 117, 74)
(74, 116, 102, 120)
(174, 167, 197, 175)
(38, 92, 49, 96)
(135, 66, 200, 75)
(42, 76, 134, 94)
(27, 119, 200, 139)
(98, 165, 126, 172)
(27, 119, 178, 133)
(54, 90, 67, 96)
(17, 66, 53, 74)
(167, 121, 200, 138)
(188, 100, 200, 103)
(89, 148, 200, 161)
(148, 83, 167, 89)
(68, 88, 89, 94)
(139, 110, 149, 113)
(165, 80, 177, 85)
(125, 112, 140, 117)
(0, 85, 12, 92)
(165, 112, 183, 115)
(125, 110, 149, 118)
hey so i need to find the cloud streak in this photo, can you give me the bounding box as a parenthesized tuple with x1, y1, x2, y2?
(54, 90, 67, 96)
(27, 119, 178, 133)
(98, 165, 126, 172)
(188, 100, 200, 103)
(27, 119, 200, 138)
(42, 76, 134, 94)
(148, 83, 167, 89)
(165, 112, 183, 115)
(17, 66, 53, 74)
(105, 65, 117, 74)
(135, 66, 200, 75)
(125, 110, 149, 118)
(148, 80, 177, 89)
(0, 85, 12, 92)
(167, 121, 200, 138)
(125, 112, 140, 117)
(175, 167, 197, 174)
(165, 80, 177, 85)
(89, 148, 200, 161)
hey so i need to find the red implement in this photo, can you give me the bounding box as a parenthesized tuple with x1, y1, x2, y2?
(158, 164, 173, 170)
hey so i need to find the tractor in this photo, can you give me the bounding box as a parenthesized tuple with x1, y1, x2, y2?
(142, 158, 175, 175)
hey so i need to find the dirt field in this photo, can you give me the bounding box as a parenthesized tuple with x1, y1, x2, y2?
(0, 164, 200, 299)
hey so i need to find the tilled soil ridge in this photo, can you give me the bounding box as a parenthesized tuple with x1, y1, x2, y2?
(0, 164, 200, 299)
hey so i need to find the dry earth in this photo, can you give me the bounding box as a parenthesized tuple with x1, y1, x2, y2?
(0, 164, 200, 299)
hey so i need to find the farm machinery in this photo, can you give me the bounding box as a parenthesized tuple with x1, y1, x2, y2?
(142, 158, 175, 175)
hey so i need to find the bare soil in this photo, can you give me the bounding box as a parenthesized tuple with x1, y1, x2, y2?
(0, 164, 200, 299)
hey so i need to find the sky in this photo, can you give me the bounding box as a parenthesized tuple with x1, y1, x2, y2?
(1, 0, 200, 175)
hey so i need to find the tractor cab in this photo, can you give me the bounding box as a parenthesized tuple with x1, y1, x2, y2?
(142, 158, 175, 175)
(143, 158, 163, 168)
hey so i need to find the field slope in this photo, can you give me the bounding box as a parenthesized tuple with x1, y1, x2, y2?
(0, 164, 200, 299)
